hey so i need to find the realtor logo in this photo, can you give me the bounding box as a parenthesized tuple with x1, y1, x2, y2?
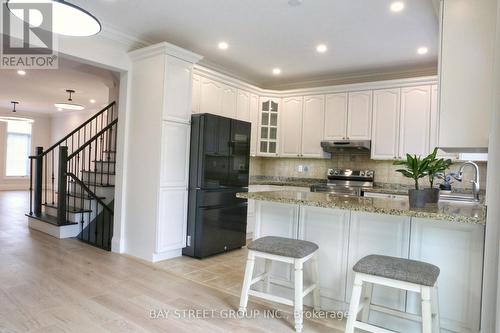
(1, 1, 58, 69)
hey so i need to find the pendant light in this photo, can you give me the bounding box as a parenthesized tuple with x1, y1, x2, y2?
(7, 0, 101, 37)
(11, 101, 19, 113)
(54, 89, 85, 111)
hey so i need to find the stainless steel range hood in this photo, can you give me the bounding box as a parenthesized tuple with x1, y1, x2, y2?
(321, 140, 371, 153)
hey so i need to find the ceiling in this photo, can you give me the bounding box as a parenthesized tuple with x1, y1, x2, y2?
(0, 58, 117, 114)
(74, 0, 439, 88)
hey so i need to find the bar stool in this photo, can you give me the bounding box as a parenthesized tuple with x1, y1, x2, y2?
(239, 236, 321, 333)
(346, 255, 441, 333)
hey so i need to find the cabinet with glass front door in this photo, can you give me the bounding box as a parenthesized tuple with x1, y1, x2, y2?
(257, 97, 281, 157)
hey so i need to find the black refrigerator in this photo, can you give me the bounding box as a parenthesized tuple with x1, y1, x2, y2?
(183, 113, 251, 259)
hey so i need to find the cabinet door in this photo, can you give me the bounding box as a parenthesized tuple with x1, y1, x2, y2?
(221, 84, 237, 119)
(371, 89, 401, 160)
(254, 201, 299, 281)
(299, 207, 349, 305)
(301, 95, 326, 158)
(347, 212, 410, 317)
(258, 97, 280, 157)
(399, 86, 431, 157)
(407, 218, 484, 332)
(157, 188, 188, 252)
(347, 90, 372, 140)
(280, 97, 303, 157)
(249, 94, 260, 156)
(430, 85, 459, 160)
(160, 122, 190, 187)
(192, 74, 201, 114)
(324, 93, 348, 140)
(236, 90, 251, 122)
(200, 77, 222, 115)
(163, 56, 193, 123)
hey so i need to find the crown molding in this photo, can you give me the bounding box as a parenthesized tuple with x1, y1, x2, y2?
(100, 23, 153, 50)
(129, 42, 203, 64)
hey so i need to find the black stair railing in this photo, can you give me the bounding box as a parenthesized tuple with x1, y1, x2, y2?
(28, 101, 117, 223)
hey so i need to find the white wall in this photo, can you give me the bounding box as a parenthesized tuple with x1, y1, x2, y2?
(0, 109, 51, 190)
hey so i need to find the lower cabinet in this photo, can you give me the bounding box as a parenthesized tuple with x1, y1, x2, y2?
(253, 202, 485, 333)
(156, 188, 188, 253)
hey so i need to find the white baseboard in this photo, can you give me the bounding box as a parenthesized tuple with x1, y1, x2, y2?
(152, 249, 182, 262)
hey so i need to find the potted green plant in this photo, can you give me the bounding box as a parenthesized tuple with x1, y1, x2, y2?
(393, 153, 431, 208)
(425, 148, 453, 203)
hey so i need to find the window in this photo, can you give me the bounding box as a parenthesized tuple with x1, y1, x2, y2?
(5, 120, 32, 177)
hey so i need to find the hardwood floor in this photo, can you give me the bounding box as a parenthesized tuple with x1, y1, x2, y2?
(0, 191, 344, 333)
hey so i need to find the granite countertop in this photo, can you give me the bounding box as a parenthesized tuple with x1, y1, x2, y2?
(237, 190, 486, 225)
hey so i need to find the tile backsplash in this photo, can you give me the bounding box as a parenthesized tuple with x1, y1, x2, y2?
(250, 152, 488, 191)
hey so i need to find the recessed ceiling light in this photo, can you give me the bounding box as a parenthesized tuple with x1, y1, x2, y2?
(57, 108, 63, 112)
(218, 41, 229, 50)
(417, 47, 429, 55)
(272, 68, 282, 75)
(17, 70, 26, 76)
(390, 1, 405, 12)
(89, 99, 96, 104)
(7, 0, 101, 37)
(316, 44, 328, 53)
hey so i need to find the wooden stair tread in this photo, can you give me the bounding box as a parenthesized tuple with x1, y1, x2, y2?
(60, 192, 106, 200)
(43, 203, 92, 213)
(26, 213, 78, 226)
(80, 170, 116, 175)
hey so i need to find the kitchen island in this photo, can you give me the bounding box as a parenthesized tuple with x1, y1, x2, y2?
(238, 190, 486, 333)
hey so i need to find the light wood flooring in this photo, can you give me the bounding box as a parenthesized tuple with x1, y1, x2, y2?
(0, 191, 345, 333)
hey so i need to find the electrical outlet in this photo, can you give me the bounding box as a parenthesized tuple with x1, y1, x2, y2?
(297, 165, 304, 173)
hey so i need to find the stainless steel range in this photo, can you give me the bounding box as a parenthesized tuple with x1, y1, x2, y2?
(310, 169, 375, 197)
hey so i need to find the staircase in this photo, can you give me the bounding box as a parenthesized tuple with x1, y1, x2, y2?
(27, 102, 118, 251)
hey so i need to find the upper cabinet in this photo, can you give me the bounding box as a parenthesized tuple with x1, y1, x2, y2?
(347, 91, 372, 140)
(236, 90, 251, 122)
(258, 97, 280, 157)
(324, 91, 372, 140)
(249, 94, 260, 156)
(301, 96, 326, 158)
(371, 89, 401, 160)
(399, 86, 431, 157)
(220, 84, 237, 119)
(192, 74, 201, 114)
(438, 0, 496, 151)
(199, 76, 223, 115)
(324, 93, 348, 140)
(280, 97, 304, 157)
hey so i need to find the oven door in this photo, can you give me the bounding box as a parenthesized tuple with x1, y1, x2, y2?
(312, 185, 361, 197)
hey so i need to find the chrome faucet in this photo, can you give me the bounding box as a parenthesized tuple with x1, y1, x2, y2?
(453, 161, 480, 202)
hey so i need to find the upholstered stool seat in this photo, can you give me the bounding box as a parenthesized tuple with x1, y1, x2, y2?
(353, 254, 440, 287)
(239, 236, 321, 333)
(247, 236, 319, 258)
(346, 254, 441, 333)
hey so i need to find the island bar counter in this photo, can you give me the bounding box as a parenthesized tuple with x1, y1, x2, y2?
(238, 191, 485, 333)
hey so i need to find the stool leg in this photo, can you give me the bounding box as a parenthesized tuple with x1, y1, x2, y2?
(360, 282, 373, 323)
(264, 259, 272, 293)
(421, 286, 433, 333)
(432, 286, 441, 332)
(311, 253, 321, 311)
(345, 274, 363, 333)
(239, 251, 255, 315)
(294, 259, 304, 333)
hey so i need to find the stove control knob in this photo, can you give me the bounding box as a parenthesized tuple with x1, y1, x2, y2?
(359, 171, 365, 177)
(366, 171, 374, 177)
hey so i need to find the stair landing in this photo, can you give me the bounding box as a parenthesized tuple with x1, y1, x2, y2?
(27, 213, 80, 239)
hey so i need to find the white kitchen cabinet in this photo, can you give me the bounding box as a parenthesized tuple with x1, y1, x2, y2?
(160, 122, 190, 187)
(407, 218, 484, 333)
(301, 95, 326, 158)
(439, 0, 496, 151)
(157, 188, 189, 253)
(371, 88, 401, 160)
(347, 212, 411, 316)
(299, 206, 350, 306)
(163, 56, 194, 123)
(220, 84, 237, 119)
(199, 76, 223, 115)
(192, 74, 201, 114)
(399, 86, 432, 157)
(249, 94, 260, 156)
(430, 85, 460, 160)
(236, 90, 251, 122)
(324, 93, 348, 140)
(280, 97, 304, 157)
(347, 90, 372, 140)
(258, 97, 281, 157)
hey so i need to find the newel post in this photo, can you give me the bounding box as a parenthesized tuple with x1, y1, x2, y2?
(57, 146, 68, 225)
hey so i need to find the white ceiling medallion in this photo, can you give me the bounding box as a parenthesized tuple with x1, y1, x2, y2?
(54, 89, 85, 110)
(7, 0, 102, 37)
